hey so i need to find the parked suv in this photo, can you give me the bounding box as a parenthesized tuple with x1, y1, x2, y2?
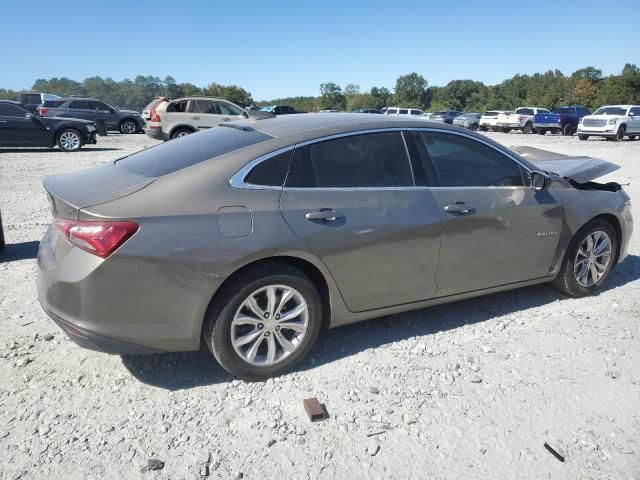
(479, 111, 509, 131)
(0, 100, 97, 151)
(577, 105, 640, 141)
(383, 107, 425, 116)
(143, 96, 247, 140)
(38, 97, 145, 134)
(260, 105, 303, 115)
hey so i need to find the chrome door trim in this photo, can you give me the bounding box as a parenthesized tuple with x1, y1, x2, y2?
(229, 126, 533, 190)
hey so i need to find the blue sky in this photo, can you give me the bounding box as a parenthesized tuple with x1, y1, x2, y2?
(1, 0, 638, 100)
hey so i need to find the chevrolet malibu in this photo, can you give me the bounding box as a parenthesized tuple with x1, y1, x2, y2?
(37, 114, 633, 380)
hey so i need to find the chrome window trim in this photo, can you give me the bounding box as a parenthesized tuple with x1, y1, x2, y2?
(229, 127, 533, 190)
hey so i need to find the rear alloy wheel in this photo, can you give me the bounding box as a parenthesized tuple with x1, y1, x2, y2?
(171, 128, 192, 139)
(562, 123, 574, 136)
(578, 135, 589, 141)
(522, 123, 533, 134)
(120, 119, 138, 134)
(204, 264, 322, 380)
(56, 129, 82, 152)
(552, 219, 618, 297)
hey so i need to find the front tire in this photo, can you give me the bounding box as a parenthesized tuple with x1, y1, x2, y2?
(119, 119, 138, 134)
(578, 135, 589, 141)
(56, 129, 83, 152)
(204, 263, 322, 380)
(612, 125, 626, 142)
(552, 219, 618, 297)
(562, 124, 574, 136)
(522, 123, 533, 134)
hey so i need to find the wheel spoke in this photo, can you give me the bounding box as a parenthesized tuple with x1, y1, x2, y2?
(586, 235, 594, 253)
(266, 334, 277, 364)
(233, 328, 263, 347)
(577, 247, 589, 259)
(274, 288, 294, 317)
(246, 334, 264, 362)
(266, 286, 277, 316)
(594, 237, 609, 255)
(278, 304, 306, 322)
(274, 331, 295, 354)
(245, 295, 265, 319)
(232, 316, 262, 327)
(278, 321, 306, 333)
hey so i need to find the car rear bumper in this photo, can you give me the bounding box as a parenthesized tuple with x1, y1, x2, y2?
(37, 226, 223, 354)
(534, 123, 562, 129)
(497, 122, 524, 128)
(144, 126, 169, 141)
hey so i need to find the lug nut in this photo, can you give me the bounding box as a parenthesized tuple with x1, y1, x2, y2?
(258, 324, 264, 329)
(275, 314, 280, 320)
(264, 312, 270, 319)
(275, 326, 280, 332)
(264, 331, 270, 337)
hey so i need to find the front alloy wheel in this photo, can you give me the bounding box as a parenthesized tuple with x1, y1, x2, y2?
(57, 129, 82, 151)
(120, 119, 138, 134)
(573, 231, 612, 287)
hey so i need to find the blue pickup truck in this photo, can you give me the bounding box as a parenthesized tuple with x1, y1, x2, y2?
(534, 106, 591, 136)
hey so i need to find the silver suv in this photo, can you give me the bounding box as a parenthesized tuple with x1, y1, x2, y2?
(143, 96, 247, 140)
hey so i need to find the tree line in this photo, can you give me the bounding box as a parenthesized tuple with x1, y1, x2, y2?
(1, 64, 638, 113)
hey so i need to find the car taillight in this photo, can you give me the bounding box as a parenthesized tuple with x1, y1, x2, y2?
(557, 115, 562, 123)
(150, 102, 161, 122)
(517, 116, 523, 122)
(54, 219, 139, 258)
(38, 107, 48, 116)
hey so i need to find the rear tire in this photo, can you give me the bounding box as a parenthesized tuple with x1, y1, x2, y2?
(203, 263, 322, 380)
(171, 128, 193, 139)
(537, 129, 546, 135)
(56, 129, 83, 152)
(478, 126, 487, 132)
(562, 124, 574, 136)
(578, 135, 589, 141)
(552, 219, 618, 297)
(501, 127, 511, 133)
(522, 123, 533, 134)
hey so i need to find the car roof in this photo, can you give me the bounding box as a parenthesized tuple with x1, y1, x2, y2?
(232, 112, 474, 143)
(0, 100, 23, 105)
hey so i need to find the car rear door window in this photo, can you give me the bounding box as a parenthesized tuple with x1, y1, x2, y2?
(399, 109, 408, 115)
(410, 131, 524, 187)
(245, 150, 292, 187)
(0, 103, 26, 117)
(286, 132, 413, 188)
(190, 99, 218, 114)
(89, 101, 111, 111)
(69, 100, 90, 110)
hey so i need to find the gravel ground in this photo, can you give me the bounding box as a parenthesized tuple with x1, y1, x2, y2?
(1, 131, 639, 480)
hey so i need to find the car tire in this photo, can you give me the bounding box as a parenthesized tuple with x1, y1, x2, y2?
(578, 135, 589, 141)
(119, 119, 138, 134)
(562, 124, 574, 136)
(56, 128, 83, 152)
(522, 123, 533, 134)
(478, 126, 487, 132)
(204, 262, 323, 380)
(470, 123, 478, 131)
(537, 129, 546, 135)
(552, 218, 618, 297)
(501, 127, 511, 133)
(612, 125, 626, 142)
(171, 128, 193, 139)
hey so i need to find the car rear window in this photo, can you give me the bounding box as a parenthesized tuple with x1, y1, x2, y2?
(116, 126, 273, 177)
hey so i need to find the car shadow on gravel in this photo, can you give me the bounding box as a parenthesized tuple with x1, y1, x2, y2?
(0, 241, 39, 263)
(121, 254, 640, 390)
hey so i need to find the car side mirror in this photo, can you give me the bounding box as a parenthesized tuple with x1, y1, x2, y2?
(531, 171, 549, 191)
(243, 111, 249, 119)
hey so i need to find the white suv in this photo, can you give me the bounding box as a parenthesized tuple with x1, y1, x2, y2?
(383, 107, 425, 116)
(577, 105, 640, 141)
(143, 96, 247, 140)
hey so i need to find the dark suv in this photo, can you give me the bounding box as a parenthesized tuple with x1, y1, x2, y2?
(0, 100, 97, 151)
(38, 97, 145, 134)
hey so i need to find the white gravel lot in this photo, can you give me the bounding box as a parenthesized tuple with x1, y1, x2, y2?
(1, 131, 639, 480)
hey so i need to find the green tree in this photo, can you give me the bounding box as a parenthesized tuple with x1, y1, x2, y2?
(319, 82, 346, 110)
(370, 86, 392, 109)
(394, 73, 429, 108)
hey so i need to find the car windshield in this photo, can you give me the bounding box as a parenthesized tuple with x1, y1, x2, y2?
(482, 111, 498, 117)
(593, 107, 627, 116)
(260, 106, 275, 112)
(552, 107, 575, 114)
(116, 126, 273, 177)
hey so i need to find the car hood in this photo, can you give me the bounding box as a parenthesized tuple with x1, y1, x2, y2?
(118, 109, 141, 116)
(511, 146, 620, 183)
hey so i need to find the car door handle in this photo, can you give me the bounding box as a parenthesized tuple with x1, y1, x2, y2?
(192, 116, 200, 120)
(305, 209, 344, 222)
(444, 202, 476, 215)
(0, 120, 7, 124)
(223, 117, 231, 122)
